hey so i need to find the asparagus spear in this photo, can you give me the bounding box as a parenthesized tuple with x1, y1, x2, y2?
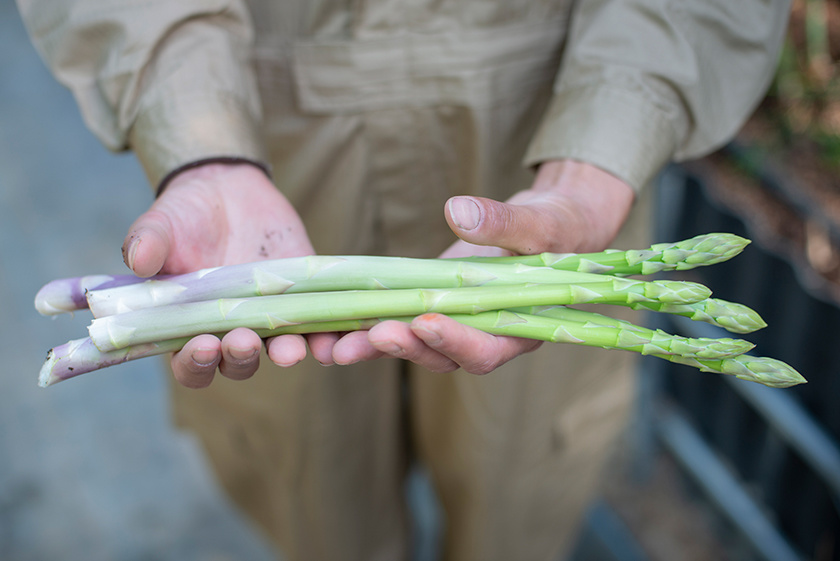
(39, 308, 780, 388)
(35, 233, 745, 317)
(441, 309, 754, 359)
(461, 233, 750, 275)
(40, 317, 382, 387)
(87, 279, 711, 352)
(40, 306, 749, 387)
(82, 258, 653, 317)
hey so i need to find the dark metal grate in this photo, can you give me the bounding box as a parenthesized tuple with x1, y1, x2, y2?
(647, 163, 840, 561)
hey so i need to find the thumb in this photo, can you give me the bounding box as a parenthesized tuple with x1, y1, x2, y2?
(122, 209, 173, 277)
(445, 195, 576, 255)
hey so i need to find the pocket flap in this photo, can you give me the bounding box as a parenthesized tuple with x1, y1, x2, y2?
(291, 17, 568, 113)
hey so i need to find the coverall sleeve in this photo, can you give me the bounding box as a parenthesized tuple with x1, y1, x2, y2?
(15, 0, 267, 191)
(524, 0, 792, 192)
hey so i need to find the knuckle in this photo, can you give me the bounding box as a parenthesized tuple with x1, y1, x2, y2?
(464, 357, 501, 376)
(175, 366, 214, 389)
(427, 360, 459, 374)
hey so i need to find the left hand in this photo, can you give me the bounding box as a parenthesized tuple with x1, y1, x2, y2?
(320, 159, 636, 374)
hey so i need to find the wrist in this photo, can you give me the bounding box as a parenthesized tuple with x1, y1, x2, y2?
(157, 157, 272, 197)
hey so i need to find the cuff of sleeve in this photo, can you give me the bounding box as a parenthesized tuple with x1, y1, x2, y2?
(129, 93, 268, 192)
(524, 85, 678, 192)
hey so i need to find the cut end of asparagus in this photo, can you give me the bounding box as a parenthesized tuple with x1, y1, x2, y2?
(35, 275, 107, 315)
(34, 274, 139, 315)
(38, 350, 61, 387)
(38, 338, 94, 387)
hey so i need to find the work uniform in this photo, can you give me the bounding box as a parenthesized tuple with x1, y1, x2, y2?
(18, 1, 791, 560)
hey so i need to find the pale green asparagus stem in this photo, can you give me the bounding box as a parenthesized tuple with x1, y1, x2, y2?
(44, 307, 793, 388)
(443, 309, 753, 358)
(629, 298, 767, 334)
(41, 307, 744, 387)
(84, 256, 649, 318)
(88, 279, 711, 352)
(461, 233, 750, 275)
(506, 305, 804, 387)
(42, 233, 746, 317)
(505, 305, 753, 358)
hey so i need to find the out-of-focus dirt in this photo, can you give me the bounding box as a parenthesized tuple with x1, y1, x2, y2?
(603, 450, 735, 561)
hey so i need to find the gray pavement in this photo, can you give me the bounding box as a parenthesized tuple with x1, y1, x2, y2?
(0, 2, 280, 559)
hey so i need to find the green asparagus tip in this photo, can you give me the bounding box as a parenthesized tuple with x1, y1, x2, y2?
(676, 233, 750, 255)
(654, 233, 750, 269)
(725, 356, 808, 388)
(704, 299, 767, 334)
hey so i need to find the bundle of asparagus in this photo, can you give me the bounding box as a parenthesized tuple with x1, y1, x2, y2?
(34, 233, 806, 389)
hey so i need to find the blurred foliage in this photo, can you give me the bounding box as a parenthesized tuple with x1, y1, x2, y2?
(761, 0, 840, 170)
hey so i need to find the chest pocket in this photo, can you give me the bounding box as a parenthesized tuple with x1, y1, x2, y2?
(290, 16, 569, 114)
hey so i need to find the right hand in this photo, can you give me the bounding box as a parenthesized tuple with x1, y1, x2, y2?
(122, 162, 319, 388)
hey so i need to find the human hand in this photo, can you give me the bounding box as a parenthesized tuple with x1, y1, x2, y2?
(328, 159, 636, 374)
(122, 162, 317, 388)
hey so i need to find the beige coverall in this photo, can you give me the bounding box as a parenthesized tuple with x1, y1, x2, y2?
(18, 1, 790, 559)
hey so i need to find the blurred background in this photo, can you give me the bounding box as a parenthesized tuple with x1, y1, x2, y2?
(0, 1, 279, 559)
(1, 0, 838, 560)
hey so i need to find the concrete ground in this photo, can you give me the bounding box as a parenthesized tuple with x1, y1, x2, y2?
(0, 2, 280, 560)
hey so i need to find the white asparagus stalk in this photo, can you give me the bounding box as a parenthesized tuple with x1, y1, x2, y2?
(36, 233, 747, 317)
(83, 258, 646, 318)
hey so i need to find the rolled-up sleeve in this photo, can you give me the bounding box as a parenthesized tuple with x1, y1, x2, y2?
(524, 0, 791, 192)
(16, 0, 267, 190)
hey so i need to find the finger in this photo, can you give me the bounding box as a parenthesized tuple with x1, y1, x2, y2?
(171, 334, 222, 389)
(219, 328, 262, 381)
(266, 334, 308, 367)
(410, 313, 542, 375)
(444, 195, 574, 255)
(332, 330, 385, 365)
(368, 320, 459, 373)
(307, 332, 342, 366)
(122, 209, 174, 277)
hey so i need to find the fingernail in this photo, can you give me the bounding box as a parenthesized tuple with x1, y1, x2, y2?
(191, 349, 217, 367)
(449, 197, 481, 231)
(123, 236, 138, 269)
(414, 326, 441, 345)
(378, 342, 405, 356)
